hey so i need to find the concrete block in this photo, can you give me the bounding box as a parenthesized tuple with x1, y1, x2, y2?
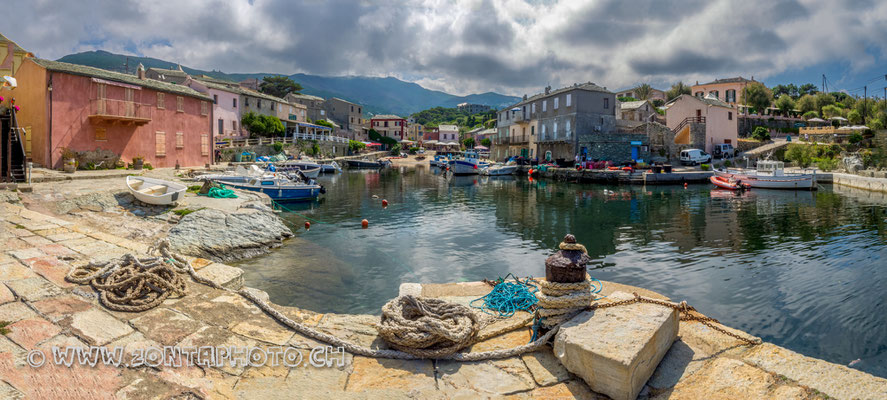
(552, 291, 679, 400)
(195, 263, 243, 290)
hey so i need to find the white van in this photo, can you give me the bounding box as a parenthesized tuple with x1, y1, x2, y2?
(680, 149, 711, 165)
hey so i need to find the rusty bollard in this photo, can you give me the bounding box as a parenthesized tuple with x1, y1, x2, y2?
(545, 234, 590, 283)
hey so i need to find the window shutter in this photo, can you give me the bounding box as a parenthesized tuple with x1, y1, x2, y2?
(201, 101, 208, 116)
(566, 94, 572, 107)
(157, 93, 165, 109)
(177, 96, 184, 112)
(95, 127, 107, 141)
(176, 132, 184, 149)
(155, 132, 166, 157)
(201, 134, 209, 156)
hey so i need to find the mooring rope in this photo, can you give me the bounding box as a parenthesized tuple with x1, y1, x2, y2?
(470, 273, 538, 318)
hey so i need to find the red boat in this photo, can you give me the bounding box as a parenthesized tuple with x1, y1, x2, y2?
(710, 176, 750, 190)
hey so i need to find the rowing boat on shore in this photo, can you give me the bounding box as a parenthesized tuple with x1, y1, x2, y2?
(126, 176, 187, 205)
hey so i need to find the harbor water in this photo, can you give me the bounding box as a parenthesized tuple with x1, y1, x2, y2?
(236, 166, 887, 378)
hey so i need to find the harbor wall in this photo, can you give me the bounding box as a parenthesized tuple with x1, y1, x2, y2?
(217, 140, 348, 162)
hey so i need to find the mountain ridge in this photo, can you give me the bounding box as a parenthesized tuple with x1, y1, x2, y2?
(56, 50, 521, 116)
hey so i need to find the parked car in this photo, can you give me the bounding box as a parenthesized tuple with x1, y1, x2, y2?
(712, 143, 735, 159)
(680, 149, 712, 165)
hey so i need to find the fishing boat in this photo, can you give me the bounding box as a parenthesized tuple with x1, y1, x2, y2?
(710, 176, 750, 190)
(714, 160, 816, 190)
(276, 161, 322, 178)
(346, 158, 390, 169)
(126, 176, 187, 205)
(449, 150, 484, 175)
(319, 161, 342, 173)
(218, 176, 325, 201)
(481, 163, 518, 176)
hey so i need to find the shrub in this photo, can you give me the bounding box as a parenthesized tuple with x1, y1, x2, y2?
(849, 132, 863, 144)
(724, 160, 733, 167)
(348, 140, 366, 153)
(752, 126, 771, 141)
(144, 162, 154, 170)
(815, 157, 839, 171)
(700, 164, 711, 171)
(272, 142, 284, 152)
(390, 143, 402, 155)
(785, 144, 813, 167)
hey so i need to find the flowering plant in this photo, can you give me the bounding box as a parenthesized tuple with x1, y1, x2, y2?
(13, 105, 20, 112)
(0, 96, 4, 102)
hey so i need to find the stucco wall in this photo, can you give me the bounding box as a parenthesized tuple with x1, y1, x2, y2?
(207, 88, 241, 139)
(665, 96, 738, 153)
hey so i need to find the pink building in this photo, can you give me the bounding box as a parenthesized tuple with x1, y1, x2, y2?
(665, 94, 738, 153)
(14, 59, 213, 169)
(370, 115, 406, 141)
(186, 77, 243, 140)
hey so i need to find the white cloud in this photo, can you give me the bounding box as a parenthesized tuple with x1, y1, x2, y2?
(4, 0, 886, 96)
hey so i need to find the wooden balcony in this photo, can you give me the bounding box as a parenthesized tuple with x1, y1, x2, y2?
(88, 99, 152, 126)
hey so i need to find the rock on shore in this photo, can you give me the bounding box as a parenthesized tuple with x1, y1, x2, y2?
(168, 201, 293, 262)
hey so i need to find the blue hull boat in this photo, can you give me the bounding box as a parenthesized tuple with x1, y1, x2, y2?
(222, 178, 324, 201)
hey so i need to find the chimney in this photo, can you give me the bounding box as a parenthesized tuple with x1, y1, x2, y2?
(137, 63, 146, 80)
(544, 86, 551, 95)
(177, 63, 184, 72)
(695, 80, 698, 85)
(523, 94, 527, 100)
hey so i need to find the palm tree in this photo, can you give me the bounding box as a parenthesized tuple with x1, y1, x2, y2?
(634, 83, 653, 100)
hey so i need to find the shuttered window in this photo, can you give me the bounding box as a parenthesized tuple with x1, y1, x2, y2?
(201, 134, 209, 156)
(176, 132, 184, 149)
(95, 127, 107, 141)
(176, 96, 184, 112)
(201, 101, 209, 116)
(155, 131, 166, 157)
(566, 94, 572, 107)
(157, 93, 165, 109)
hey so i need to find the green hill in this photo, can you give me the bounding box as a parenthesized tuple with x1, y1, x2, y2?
(57, 51, 520, 116)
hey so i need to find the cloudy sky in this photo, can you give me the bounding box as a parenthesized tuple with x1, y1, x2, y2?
(6, 0, 887, 97)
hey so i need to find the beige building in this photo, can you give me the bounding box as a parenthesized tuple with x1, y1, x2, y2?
(438, 124, 459, 143)
(286, 92, 326, 122)
(665, 94, 738, 154)
(1, 32, 33, 78)
(619, 100, 656, 122)
(370, 115, 407, 141)
(323, 97, 363, 138)
(691, 77, 757, 106)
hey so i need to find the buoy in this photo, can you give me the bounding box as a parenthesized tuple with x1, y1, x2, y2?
(361, 219, 369, 228)
(684, 182, 688, 188)
(304, 221, 310, 230)
(382, 199, 388, 208)
(529, 169, 534, 175)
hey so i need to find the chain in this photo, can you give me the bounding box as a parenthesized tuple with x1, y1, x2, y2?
(588, 292, 762, 346)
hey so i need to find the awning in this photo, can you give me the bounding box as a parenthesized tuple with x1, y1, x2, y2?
(424, 140, 439, 144)
(297, 122, 332, 130)
(475, 145, 489, 150)
(367, 142, 382, 147)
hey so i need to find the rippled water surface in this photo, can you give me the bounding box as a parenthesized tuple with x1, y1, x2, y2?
(237, 166, 887, 377)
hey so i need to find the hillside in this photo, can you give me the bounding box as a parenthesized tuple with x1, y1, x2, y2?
(57, 51, 520, 116)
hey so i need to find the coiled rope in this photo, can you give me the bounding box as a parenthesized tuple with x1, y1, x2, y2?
(470, 273, 538, 318)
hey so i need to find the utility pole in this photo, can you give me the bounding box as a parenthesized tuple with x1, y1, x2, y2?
(863, 86, 867, 125)
(822, 74, 828, 94)
(125, 57, 129, 74)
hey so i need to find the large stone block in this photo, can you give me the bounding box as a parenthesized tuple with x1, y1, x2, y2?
(194, 263, 243, 290)
(552, 291, 678, 400)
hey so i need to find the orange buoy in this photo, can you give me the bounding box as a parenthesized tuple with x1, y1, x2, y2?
(529, 169, 534, 175)
(305, 221, 311, 230)
(382, 199, 388, 208)
(684, 182, 688, 188)
(361, 219, 369, 228)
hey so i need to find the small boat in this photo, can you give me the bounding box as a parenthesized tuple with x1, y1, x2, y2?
(710, 176, 750, 190)
(449, 150, 484, 175)
(481, 164, 518, 176)
(219, 176, 324, 201)
(714, 160, 816, 190)
(276, 161, 322, 178)
(347, 159, 390, 169)
(126, 176, 187, 205)
(319, 161, 342, 173)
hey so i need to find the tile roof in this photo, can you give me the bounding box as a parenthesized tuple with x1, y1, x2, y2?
(665, 94, 733, 109)
(502, 82, 612, 111)
(0, 32, 31, 55)
(696, 76, 756, 86)
(371, 114, 405, 120)
(286, 92, 325, 102)
(438, 124, 458, 131)
(619, 100, 650, 110)
(147, 67, 188, 78)
(30, 58, 211, 100)
(238, 87, 287, 103)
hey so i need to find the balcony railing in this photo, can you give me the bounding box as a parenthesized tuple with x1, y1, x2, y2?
(88, 99, 152, 125)
(538, 135, 571, 143)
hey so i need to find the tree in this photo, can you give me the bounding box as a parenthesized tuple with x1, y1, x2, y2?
(772, 84, 799, 99)
(848, 132, 863, 144)
(618, 96, 638, 102)
(666, 81, 691, 101)
(847, 109, 862, 124)
(462, 137, 475, 148)
(741, 82, 773, 115)
(634, 83, 653, 100)
(348, 140, 366, 153)
(797, 94, 817, 113)
(802, 110, 819, 120)
(241, 111, 285, 137)
(259, 75, 302, 98)
(752, 126, 771, 141)
(814, 92, 835, 114)
(775, 95, 795, 115)
(798, 83, 818, 96)
(481, 138, 491, 147)
(821, 104, 843, 119)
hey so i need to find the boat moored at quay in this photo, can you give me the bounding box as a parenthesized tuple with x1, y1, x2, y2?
(714, 160, 816, 190)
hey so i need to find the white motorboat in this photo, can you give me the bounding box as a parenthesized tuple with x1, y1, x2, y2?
(481, 164, 518, 176)
(277, 161, 322, 178)
(448, 150, 485, 175)
(714, 160, 816, 190)
(126, 176, 187, 205)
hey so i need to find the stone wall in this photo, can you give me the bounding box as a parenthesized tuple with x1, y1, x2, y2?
(580, 133, 651, 162)
(736, 139, 767, 153)
(689, 123, 706, 149)
(738, 116, 801, 137)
